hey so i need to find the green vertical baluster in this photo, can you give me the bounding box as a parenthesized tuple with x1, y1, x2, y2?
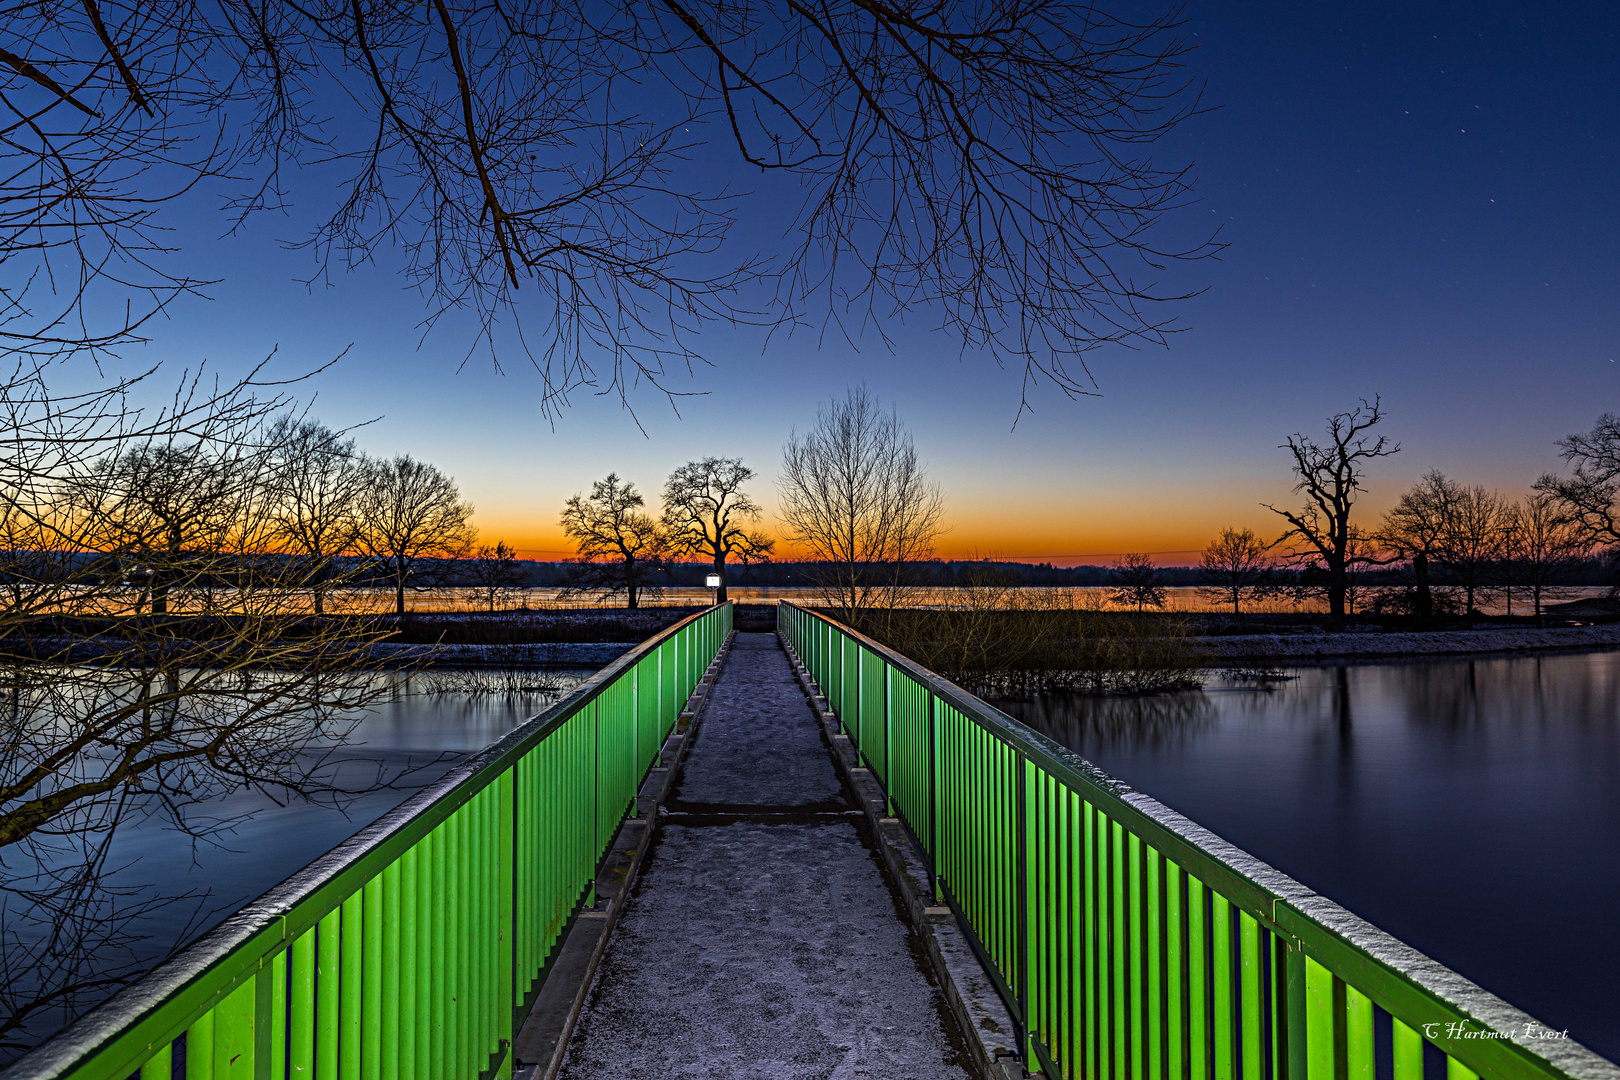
(446, 814, 462, 1080)
(262, 950, 287, 1080)
(215, 976, 255, 1078)
(471, 793, 486, 1070)
(1187, 877, 1207, 1080)
(189, 1008, 216, 1080)
(362, 876, 382, 1079)
(1304, 956, 1335, 1080)
(1346, 986, 1373, 1080)
(498, 770, 516, 1079)
(400, 845, 418, 1080)
(141, 1043, 174, 1080)
(1212, 893, 1233, 1080)
(1130, 832, 1144, 1080)
(316, 909, 340, 1080)
(1166, 862, 1183, 1080)
(1083, 804, 1097, 1080)
(1240, 911, 1261, 1080)
(382, 861, 401, 1080)
(1147, 847, 1163, 1080)
(1111, 821, 1126, 1080)
(291, 930, 315, 1079)
(340, 892, 362, 1080)
(1095, 806, 1108, 1080)
(427, 829, 444, 1080)
(1447, 1058, 1480, 1080)
(1392, 1020, 1423, 1080)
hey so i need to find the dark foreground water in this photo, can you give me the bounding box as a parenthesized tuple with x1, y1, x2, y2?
(999, 650, 1620, 1062)
(0, 668, 594, 1065)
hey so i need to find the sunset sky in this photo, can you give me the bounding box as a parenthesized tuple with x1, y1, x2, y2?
(133, 1, 1620, 565)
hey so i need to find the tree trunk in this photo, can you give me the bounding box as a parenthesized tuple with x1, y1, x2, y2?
(1412, 551, 1432, 619)
(395, 570, 406, 616)
(713, 556, 728, 604)
(1327, 565, 1347, 626)
(314, 587, 325, 616)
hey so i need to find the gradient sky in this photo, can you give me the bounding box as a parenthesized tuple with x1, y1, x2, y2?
(124, 1, 1620, 564)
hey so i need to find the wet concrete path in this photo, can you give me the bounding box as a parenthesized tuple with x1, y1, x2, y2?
(557, 632, 971, 1080)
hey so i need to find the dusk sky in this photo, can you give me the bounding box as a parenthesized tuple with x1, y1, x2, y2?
(127, 1, 1620, 564)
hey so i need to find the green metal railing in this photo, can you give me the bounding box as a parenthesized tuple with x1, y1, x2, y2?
(6, 603, 732, 1080)
(778, 602, 1619, 1080)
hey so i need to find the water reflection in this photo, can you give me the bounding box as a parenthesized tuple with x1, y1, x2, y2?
(1001, 690, 1214, 751)
(999, 651, 1620, 1061)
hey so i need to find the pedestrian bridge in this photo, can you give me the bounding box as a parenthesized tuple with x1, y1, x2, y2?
(6, 605, 1616, 1080)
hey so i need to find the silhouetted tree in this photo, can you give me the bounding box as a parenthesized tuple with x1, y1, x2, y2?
(1436, 484, 1509, 617)
(1264, 399, 1399, 625)
(560, 475, 666, 609)
(1380, 470, 1457, 620)
(1109, 553, 1166, 612)
(778, 387, 944, 617)
(268, 418, 368, 615)
(1537, 413, 1620, 547)
(1505, 492, 1586, 625)
(356, 456, 476, 615)
(1198, 528, 1277, 615)
(468, 541, 526, 612)
(661, 458, 773, 604)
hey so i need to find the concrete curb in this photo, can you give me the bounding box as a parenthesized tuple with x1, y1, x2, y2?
(512, 631, 736, 1080)
(778, 633, 1029, 1080)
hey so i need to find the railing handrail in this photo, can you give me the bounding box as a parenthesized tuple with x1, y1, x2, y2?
(779, 602, 1620, 1080)
(4, 603, 730, 1080)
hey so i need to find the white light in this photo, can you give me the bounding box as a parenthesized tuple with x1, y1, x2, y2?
(705, 574, 722, 588)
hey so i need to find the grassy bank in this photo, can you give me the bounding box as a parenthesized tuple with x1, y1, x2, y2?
(841, 603, 1208, 698)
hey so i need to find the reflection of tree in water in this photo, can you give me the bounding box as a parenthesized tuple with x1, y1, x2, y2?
(1006, 691, 1215, 755)
(0, 660, 422, 1062)
(1386, 652, 1620, 735)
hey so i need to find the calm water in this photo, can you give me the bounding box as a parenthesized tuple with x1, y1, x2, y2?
(999, 650, 1620, 1060)
(0, 668, 593, 1064)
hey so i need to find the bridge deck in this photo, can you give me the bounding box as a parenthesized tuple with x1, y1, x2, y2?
(556, 631, 971, 1080)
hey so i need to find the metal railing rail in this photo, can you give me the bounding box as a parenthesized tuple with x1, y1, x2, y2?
(777, 602, 1618, 1080)
(4, 602, 733, 1080)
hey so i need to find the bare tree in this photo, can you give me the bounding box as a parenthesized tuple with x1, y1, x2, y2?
(1109, 553, 1167, 612)
(1536, 413, 1620, 548)
(661, 458, 773, 604)
(468, 541, 526, 612)
(1198, 528, 1277, 615)
(2, 0, 1216, 412)
(778, 387, 944, 617)
(83, 440, 263, 615)
(560, 475, 666, 609)
(1380, 470, 1459, 620)
(1263, 399, 1400, 625)
(268, 418, 368, 615)
(1505, 492, 1586, 626)
(1436, 484, 1509, 617)
(0, 362, 402, 1055)
(356, 456, 477, 615)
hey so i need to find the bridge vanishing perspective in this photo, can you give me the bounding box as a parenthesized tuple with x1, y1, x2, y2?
(4, 602, 1618, 1080)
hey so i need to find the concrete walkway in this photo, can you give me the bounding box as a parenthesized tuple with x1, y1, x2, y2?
(557, 633, 971, 1080)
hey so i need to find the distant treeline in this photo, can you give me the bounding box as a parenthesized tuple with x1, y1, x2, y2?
(17, 553, 1616, 591)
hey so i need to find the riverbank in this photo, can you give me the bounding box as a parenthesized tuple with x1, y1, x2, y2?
(1199, 623, 1620, 663)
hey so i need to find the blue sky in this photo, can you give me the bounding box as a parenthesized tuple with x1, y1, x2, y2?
(119, 0, 1620, 561)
